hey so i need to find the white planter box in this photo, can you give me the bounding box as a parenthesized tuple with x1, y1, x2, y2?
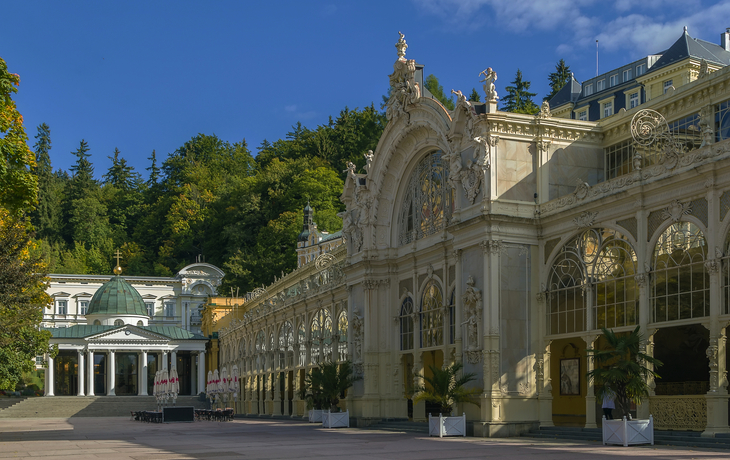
(308, 409, 324, 423)
(322, 410, 349, 428)
(603, 415, 654, 446)
(429, 413, 467, 437)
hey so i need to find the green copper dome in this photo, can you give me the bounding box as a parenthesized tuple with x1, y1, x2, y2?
(86, 275, 148, 317)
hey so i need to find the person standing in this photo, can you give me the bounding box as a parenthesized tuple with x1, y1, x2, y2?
(602, 386, 615, 420)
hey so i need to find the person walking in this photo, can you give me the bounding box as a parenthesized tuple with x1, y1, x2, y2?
(602, 386, 615, 420)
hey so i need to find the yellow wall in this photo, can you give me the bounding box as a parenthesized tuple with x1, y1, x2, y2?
(550, 337, 587, 426)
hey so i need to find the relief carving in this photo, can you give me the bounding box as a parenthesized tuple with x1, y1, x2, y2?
(461, 276, 482, 357)
(386, 32, 420, 121)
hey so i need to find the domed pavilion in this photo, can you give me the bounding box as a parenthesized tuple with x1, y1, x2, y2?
(44, 264, 208, 397)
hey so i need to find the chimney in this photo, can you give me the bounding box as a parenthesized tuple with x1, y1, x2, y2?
(722, 28, 730, 52)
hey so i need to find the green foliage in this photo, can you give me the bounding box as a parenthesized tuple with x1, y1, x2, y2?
(468, 88, 481, 103)
(501, 69, 539, 114)
(587, 326, 663, 419)
(425, 74, 455, 111)
(31, 123, 64, 242)
(301, 360, 361, 411)
(412, 361, 481, 415)
(35, 103, 385, 293)
(0, 58, 38, 215)
(0, 212, 55, 391)
(545, 59, 571, 102)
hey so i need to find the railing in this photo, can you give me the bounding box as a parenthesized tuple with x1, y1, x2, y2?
(649, 395, 706, 431)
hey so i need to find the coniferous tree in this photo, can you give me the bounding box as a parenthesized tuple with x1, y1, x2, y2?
(66, 140, 95, 202)
(31, 123, 63, 241)
(545, 59, 572, 101)
(502, 69, 539, 114)
(425, 74, 455, 110)
(468, 88, 481, 103)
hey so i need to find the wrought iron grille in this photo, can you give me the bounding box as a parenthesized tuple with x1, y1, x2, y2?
(398, 151, 453, 246)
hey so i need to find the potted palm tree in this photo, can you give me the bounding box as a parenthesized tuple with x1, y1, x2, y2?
(302, 360, 361, 427)
(587, 325, 662, 446)
(413, 361, 481, 437)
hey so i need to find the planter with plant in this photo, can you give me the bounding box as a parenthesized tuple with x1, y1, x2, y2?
(301, 360, 361, 426)
(587, 325, 662, 446)
(412, 361, 481, 437)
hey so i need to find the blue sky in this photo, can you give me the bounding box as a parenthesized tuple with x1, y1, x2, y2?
(3, 0, 729, 179)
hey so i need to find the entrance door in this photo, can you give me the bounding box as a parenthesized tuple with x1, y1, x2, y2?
(54, 351, 78, 396)
(94, 354, 106, 395)
(176, 353, 192, 395)
(116, 353, 138, 396)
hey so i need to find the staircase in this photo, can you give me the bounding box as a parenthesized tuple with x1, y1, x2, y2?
(0, 396, 207, 418)
(0, 397, 28, 411)
(362, 419, 429, 434)
(522, 426, 730, 449)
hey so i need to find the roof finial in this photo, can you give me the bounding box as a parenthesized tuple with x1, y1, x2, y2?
(684, 25, 688, 33)
(396, 31, 408, 59)
(113, 249, 122, 275)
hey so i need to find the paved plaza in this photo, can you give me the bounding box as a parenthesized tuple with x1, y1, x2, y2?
(1, 417, 729, 460)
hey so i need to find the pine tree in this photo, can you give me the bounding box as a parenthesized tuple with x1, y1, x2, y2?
(425, 74, 455, 111)
(31, 123, 63, 241)
(468, 88, 481, 103)
(545, 59, 571, 102)
(67, 139, 95, 202)
(146, 150, 160, 187)
(502, 69, 539, 115)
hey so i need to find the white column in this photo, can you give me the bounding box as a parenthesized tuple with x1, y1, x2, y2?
(46, 354, 55, 396)
(198, 352, 206, 394)
(139, 351, 148, 395)
(87, 350, 95, 396)
(108, 350, 116, 396)
(77, 351, 85, 396)
(171, 351, 177, 370)
(162, 351, 168, 371)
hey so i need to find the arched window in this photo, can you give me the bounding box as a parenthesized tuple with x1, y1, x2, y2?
(255, 331, 265, 372)
(547, 232, 589, 335)
(590, 230, 637, 329)
(337, 311, 348, 362)
(93, 320, 101, 326)
(136, 320, 143, 326)
(297, 319, 306, 367)
(449, 290, 456, 344)
(322, 309, 333, 362)
(421, 281, 443, 348)
(279, 321, 294, 369)
(398, 151, 453, 246)
(114, 319, 124, 327)
(651, 222, 708, 321)
(723, 231, 730, 314)
(399, 296, 414, 350)
(311, 314, 321, 364)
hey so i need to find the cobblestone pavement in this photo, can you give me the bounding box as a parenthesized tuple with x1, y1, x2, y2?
(1, 417, 728, 459)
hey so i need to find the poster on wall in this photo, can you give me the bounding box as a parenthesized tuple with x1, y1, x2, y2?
(560, 358, 580, 395)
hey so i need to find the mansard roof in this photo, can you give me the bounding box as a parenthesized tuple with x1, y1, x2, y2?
(650, 30, 730, 72)
(548, 75, 582, 109)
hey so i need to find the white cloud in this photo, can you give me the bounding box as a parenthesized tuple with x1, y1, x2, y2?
(285, 105, 297, 113)
(414, 0, 730, 57)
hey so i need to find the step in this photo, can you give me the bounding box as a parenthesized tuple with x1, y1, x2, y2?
(0, 396, 208, 418)
(0, 397, 28, 410)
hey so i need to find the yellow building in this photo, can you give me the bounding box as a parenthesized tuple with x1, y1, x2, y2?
(210, 30, 730, 437)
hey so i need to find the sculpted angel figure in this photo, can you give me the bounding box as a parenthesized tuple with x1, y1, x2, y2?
(344, 161, 357, 185)
(479, 67, 498, 101)
(364, 150, 374, 174)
